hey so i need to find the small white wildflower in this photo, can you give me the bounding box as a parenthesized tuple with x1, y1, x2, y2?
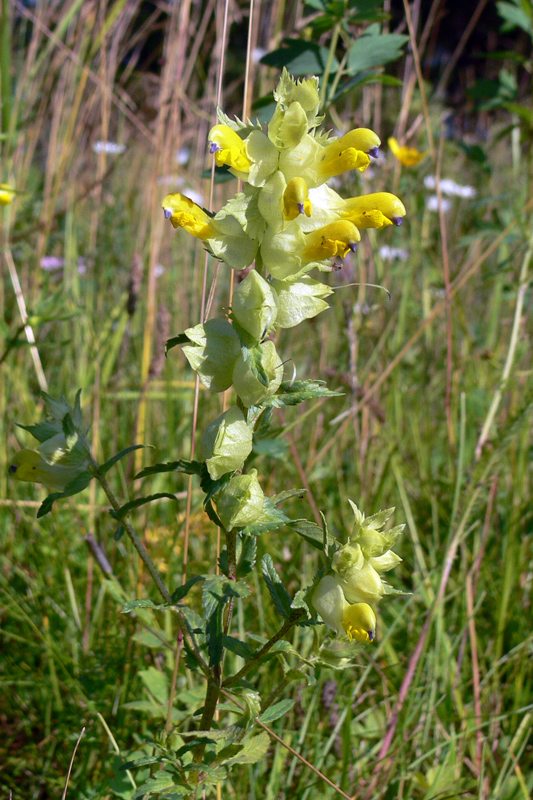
(176, 147, 190, 165)
(379, 245, 409, 262)
(157, 175, 184, 186)
(424, 175, 476, 198)
(426, 195, 451, 212)
(253, 47, 267, 63)
(40, 256, 64, 271)
(93, 141, 126, 155)
(154, 264, 165, 278)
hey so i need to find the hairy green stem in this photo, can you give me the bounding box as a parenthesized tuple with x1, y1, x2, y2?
(88, 455, 210, 675)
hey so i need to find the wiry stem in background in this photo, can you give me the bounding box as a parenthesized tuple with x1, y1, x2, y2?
(435, 125, 454, 445)
(475, 225, 533, 459)
(401, 0, 434, 160)
(3, 247, 48, 391)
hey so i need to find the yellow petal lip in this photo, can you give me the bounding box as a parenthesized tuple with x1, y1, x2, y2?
(283, 177, 312, 221)
(341, 602, 377, 644)
(388, 136, 428, 167)
(303, 220, 361, 262)
(161, 192, 216, 239)
(342, 192, 406, 229)
(208, 124, 252, 173)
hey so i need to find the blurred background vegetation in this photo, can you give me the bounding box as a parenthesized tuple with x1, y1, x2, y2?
(1, 0, 533, 798)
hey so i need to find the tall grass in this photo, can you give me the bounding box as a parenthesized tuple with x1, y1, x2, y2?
(1, 1, 533, 798)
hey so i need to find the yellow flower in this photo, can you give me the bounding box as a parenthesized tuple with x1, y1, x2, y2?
(317, 128, 381, 180)
(312, 575, 376, 643)
(283, 177, 312, 221)
(162, 193, 258, 269)
(0, 183, 15, 205)
(161, 193, 216, 239)
(302, 220, 360, 261)
(388, 137, 428, 167)
(342, 192, 406, 229)
(208, 125, 252, 173)
(8, 447, 87, 491)
(342, 602, 377, 644)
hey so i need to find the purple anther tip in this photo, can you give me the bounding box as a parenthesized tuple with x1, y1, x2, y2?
(348, 242, 358, 253)
(298, 203, 305, 215)
(392, 216, 403, 227)
(368, 146, 380, 159)
(9, 464, 17, 474)
(209, 142, 220, 154)
(164, 208, 172, 219)
(368, 630, 375, 641)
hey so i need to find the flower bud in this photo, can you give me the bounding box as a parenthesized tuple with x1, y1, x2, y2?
(268, 101, 309, 150)
(200, 406, 253, 480)
(232, 271, 279, 341)
(216, 469, 265, 531)
(182, 319, 240, 393)
(232, 340, 284, 407)
(271, 277, 332, 328)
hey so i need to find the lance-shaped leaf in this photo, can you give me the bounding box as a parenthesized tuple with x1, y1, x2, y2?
(261, 554, 293, 618)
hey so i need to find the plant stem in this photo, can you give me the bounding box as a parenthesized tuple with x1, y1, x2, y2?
(475, 224, 533, 459)
(223, 611, 305, 688)
(88, 454, 210, 675)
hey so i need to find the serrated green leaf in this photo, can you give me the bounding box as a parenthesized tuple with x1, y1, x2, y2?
(270, 488, 307, 505)
(286, 518, 338, 550)
(37, 471, 93, 517)
(171, 575, 204, 602)
(133, 772, 179, 798)
(165, 333, 190, 354)
(261, 554, 292, 619)
(264, 379, 342, 408)
(221, 634, 255, 660)
(223, 731, 270, 766)
(258, 699, 295, 724)
(241, 497, 290, 536)
(347, 31, 408, 73)
(260, 39, 339, 75)
(122, 598, 169, 613)
(138, 666, 169, 706)
(99, 445, 150, 475)
(236, 534, 257, 578)
(16, 419, 62, 442)
(135, 459, 203, 479)
(109, 492, 178, 521)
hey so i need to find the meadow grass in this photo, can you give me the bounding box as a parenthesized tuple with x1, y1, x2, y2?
(1, 1, 533, 798)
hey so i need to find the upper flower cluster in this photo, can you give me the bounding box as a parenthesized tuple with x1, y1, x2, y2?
(162, 69, 405, 285)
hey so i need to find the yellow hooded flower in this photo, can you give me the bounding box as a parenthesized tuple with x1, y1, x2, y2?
(302, 220, 360, 261)
(312, 575, 376, 644)
(318, 128, 380, 179)
(162, 193, 257, 270)
(261, 219, 360, 281)
(283, 177, 312, 221)
(388, 137, 428, 167)
(342, 192, 406, 229)
(162, 193, 216, 239)
(208, 124, 252, 173)
(0, 184, 15, 205)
